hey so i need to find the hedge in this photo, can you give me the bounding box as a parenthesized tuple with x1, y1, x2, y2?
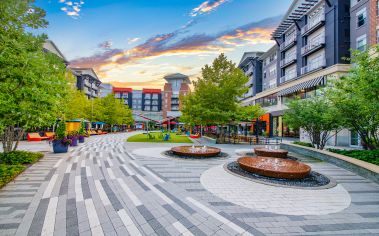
(0, 164, 26, 188)
(328, 149, 379, 166)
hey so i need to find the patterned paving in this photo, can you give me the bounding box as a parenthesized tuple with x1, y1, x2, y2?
(0, 133, 378, 236)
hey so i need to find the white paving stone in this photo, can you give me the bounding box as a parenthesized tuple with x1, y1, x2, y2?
(132, 147, 168, 159)
(200, 165, 351, 215)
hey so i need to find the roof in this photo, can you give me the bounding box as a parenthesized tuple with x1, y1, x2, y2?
(142, 88, 161, 93)
(259, 45, 278, 60)
(43, 40, 68, 63)
(238, 52, 264, 67)
(271, 0, 322, 38)
(164, 73, 191, 83)
(113, 87, 133, 93)
(70, 68, 100, 81)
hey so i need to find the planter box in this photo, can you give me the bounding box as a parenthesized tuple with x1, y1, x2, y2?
(79, 136, 85, 143)
(52, 140, 69, 153)
(70, 137, 78, 146)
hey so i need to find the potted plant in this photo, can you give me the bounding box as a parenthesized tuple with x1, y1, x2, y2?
(78, 120, 85, 143)
(68, 131, 79, 146)
(52, 120, 71, 153)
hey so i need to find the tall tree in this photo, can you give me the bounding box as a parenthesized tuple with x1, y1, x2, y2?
(0, 0, 70, 152)
(283, 96, 343, 150)
(180, 53, 263, 142)
(327, 46, 379, 150)
(64, 89, 91, 120)
(95, 94, 134, 130)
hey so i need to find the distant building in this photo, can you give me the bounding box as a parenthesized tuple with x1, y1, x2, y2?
(162, 73, 191, 120)
(100, 83, 113, 98)
(238, 52, 264, 102)
(70, 68, 102, 99)
(112, 87, 163, 127)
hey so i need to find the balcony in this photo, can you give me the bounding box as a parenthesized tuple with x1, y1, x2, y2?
(280, 54, 297, 68)
(280, 35, 297, 52)
(301, 11, 325, 36)
(245, 66, 253, 76)
(280, 72, 297, 84)
(301, 57, 326, 75)
(301, 36, 325, 56)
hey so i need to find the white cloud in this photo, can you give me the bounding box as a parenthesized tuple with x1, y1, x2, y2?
(58, 0, 84, 19)
(128, 37, 141, 44)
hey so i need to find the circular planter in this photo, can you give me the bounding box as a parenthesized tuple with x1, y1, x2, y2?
(78, 136, 85, 143)
(52, 140, 69, 153)
(238, 156, 311, 179)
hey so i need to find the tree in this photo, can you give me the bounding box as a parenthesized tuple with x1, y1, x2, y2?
(95, 94, 133, 131)
(64, 89, 91, 120)
(180, 53, 262, 142)
(327, 46, 379, 150)
(0, 0, 70, 152)
(283, 96, 343, 150)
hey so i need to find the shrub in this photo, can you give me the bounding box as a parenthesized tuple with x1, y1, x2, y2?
(0, 164, 26, 188)
(0, 151, 43, 165)
(293, 141, 314, 148)
(328, 149, 379, 166)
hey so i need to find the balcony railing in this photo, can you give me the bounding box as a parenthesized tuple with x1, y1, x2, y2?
(280, 35, 297, 51)
(301, 36, 325, 55)
(280, 54, 297, 68)
(280, 72, 297, 83)
(301, 11, 325, 35)
(301, 57, 326, 75)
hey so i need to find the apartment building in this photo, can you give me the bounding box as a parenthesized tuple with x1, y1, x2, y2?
(70, 68, 102, 98)
(162, 73, 191, 120)
(241, 0, 352, 144)
(112, 87, 163, 126)
(238, 52, 264, 101)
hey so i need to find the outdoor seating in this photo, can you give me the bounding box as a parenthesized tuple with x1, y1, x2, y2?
(190, 133, 200, 139)
(163, 134, 170, 141)
(27, 133, 49, 142)
(96, 130, 107, 135)
(89, 130, 98, 135)
(45, 132, 55, 139)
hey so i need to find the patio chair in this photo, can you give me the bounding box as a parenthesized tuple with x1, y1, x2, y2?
(45, 132, 55, 139)
(27, 133, 49, 142)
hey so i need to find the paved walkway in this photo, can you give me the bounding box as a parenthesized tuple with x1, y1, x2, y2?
(0, 133, 379, 236)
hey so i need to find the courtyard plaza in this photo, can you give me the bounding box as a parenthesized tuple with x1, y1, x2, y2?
(0, 132, 378, 236)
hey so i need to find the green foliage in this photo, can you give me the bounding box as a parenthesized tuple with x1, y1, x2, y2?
(327, 46, 379, 150)
(64, 89, 91, 120)
(328, 149, 379, 166)
(55, 120, 66, 140)
(127, 133, 192, 143)
(0, 151, 43, 165)
(284, 96, 342, 150)
(293, 141, 314, 148)
(78, 120, 85, 135)
(0, 0, 70, 152)
(0, 164, 26, 189)
(180, 53, 251, 126)
(92, 94, 134, 127)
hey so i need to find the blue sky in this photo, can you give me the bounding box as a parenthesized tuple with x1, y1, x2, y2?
(36, 0, 292, 89)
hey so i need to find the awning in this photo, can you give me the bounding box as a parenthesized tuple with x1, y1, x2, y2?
(278, 76, 326, 97)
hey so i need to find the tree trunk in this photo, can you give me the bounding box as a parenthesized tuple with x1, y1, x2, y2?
(1, 126, 18, 153)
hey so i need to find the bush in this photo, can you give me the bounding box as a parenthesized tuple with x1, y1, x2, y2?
(0, 151, 43, 165)
(293, 141, 314, 148)
(0, 164, 26, 188)
(328, 149, 379, 166)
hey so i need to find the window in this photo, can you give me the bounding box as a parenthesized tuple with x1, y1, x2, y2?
(357, 8, 366, 28)
(357, 35, 367, 51)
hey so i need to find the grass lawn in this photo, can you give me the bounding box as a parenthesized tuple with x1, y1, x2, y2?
(127, 132, 192, 143)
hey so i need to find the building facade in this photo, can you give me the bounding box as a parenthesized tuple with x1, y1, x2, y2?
(70, 68, 102, 98)
(100, 83, 113, 98)
(112, 87, 163, 126)
(241, 0, 352, 145)
(162, 73, 191, 119)
(238, 52, 264, 101)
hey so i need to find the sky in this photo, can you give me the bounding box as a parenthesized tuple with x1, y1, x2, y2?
(36, 0, 292, 89)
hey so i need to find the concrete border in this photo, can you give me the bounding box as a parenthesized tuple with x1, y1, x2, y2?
(281, 143, 379, 184)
